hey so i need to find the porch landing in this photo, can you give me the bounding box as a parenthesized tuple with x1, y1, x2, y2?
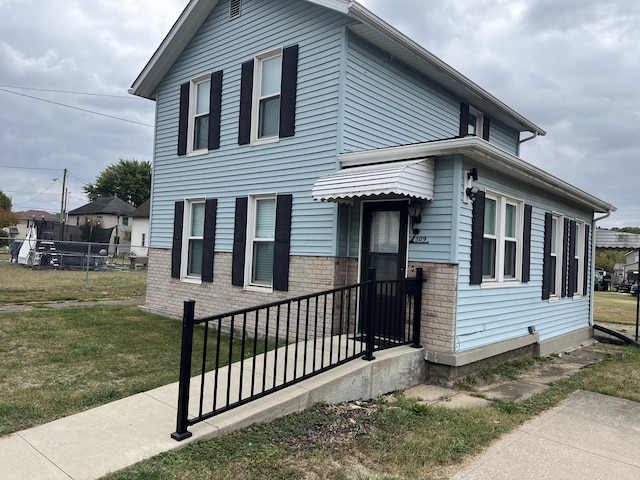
(0, 344, 425, 480)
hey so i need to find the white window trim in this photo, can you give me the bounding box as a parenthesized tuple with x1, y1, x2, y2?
(251, 47, 283, 146)
(181, 198, 205, 284)
(187, 73, 212, 157)
(469, 105, 484, 138)
(574, 220, 585, 299)
(244, 193, 277, 291)
(550, 212, 564, 300)
(482, 190, 524, 285)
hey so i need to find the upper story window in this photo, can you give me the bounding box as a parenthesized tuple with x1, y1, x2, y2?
(254, 50, 282, 142)
(177, 71, 223, 157)
(191, 76, 211, 153)
(238, 45, 299, 146)
(460, 103, 490, 141)
(482, 192, 523, 283)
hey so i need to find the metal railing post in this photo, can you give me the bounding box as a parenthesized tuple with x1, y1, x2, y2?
(363, 268, 376, 361)
(412, 268, 423, 348)
(171, 300, 196, 441)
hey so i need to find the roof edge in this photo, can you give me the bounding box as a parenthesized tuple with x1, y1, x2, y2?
(339, 137, 614, 214)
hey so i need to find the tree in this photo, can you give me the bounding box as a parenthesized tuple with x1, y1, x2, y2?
(84, 159, 151, 207)
(0, 189, 19, 231)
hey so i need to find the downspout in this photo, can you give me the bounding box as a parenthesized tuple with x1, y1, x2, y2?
(590, 210, 612, 326)
(516, 131, 538, 157)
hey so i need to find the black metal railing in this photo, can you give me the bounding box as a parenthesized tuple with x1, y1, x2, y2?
(171, 267, 424, 441)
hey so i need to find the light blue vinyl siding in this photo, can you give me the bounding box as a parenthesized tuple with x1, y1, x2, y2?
(455, 161, 594, 352)
(488, 118, 519, 156)
(149, 0, 352, 256)
(342, 34, 460, 152)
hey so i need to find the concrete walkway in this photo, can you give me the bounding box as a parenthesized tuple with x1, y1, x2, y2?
(0, 344, 425, 480)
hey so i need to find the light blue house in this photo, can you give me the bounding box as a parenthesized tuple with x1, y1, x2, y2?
(130, 0, 615, 382)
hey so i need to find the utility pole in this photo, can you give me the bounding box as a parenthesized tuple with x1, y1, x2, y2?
(59, 168, 67, 240)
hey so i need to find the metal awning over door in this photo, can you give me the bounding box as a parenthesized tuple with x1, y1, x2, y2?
(311, 158, 435, 203)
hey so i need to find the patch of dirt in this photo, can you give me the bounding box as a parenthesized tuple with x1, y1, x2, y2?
(277, 400, 381, 450)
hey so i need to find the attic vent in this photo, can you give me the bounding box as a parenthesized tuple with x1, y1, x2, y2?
(230, 0, 241, 19)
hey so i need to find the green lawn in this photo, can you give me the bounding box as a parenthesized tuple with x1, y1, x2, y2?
(594, 291, 640, 324)
(0, 261, 147, 305)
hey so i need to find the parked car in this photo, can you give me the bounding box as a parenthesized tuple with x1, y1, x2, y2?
(617, 281, 632, 293)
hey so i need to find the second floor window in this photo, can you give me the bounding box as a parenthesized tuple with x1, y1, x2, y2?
(192, 77, 211, 152)
(255, 51, 282, 140)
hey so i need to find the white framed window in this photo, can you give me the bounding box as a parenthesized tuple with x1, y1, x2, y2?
(246, 195, 276, 288)
(574, 220, 585, 297)
(252, 48, 282, 144)
(188, 75, 211, 155)
(182, 199, 205, 280)
(550, 213, 564, 298)
(468, 106, 484, 137)
(482, 192, 523, 283)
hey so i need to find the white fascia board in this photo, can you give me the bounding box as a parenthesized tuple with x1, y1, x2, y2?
(339, 137, 615, 214)
(308, 0, 350, 13)
(129, 0, 220, 100)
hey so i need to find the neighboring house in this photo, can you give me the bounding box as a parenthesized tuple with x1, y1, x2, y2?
(12, 210, 60, 239)
(130, 0, 615, 382)
(130, 199, 150, 257)
(67, 197, 135, 247)
(594, 229, 640, 284)
(623, 251, 640, 283)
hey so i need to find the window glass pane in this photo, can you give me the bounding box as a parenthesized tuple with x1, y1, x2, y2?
(550, 256, 557, 295)
(255, 198, 275, 238)
(194, 115, 209, 151)
(258, 96, 280, 138)
(551, 217, 557, 254)
(504, 240, 516, 278)
(370, 211, 400, 254)
(252, 242, 274, 284)
(482, 238, 496, 278)
(505, 204, 516, 238)
(484, 198, 496, 235)
(260, 56, 282, 97)
(191, 202, 205, 236)
(188, 239, 203, 276)
(196, 80, 210, 115)
(468, 114, 477, 135)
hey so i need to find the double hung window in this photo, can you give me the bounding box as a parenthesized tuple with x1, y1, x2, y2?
(549, 214, 563, 297)
(255, 51, 282, 141)
(191, 77, 211, 153)
(249, 196, 276, 286)
(482, 193, 523, 283)
(185, 200, 205, 278)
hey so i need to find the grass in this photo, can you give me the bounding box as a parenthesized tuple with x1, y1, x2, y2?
(0, 260, 147, 304)
(593, 291, 640, 325)
(1, 272, 639, 479)
(0, 305, 264, 436)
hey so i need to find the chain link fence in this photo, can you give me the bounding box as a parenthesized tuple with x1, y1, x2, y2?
(2, 237, 148, 271)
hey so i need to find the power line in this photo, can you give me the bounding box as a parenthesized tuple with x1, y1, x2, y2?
(0, 84, 136, 99)
(0, 165, 62, 171)
(0, 88, 154, 128)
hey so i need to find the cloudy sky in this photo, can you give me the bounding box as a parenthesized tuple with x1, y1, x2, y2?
(0, 0, 637, 228)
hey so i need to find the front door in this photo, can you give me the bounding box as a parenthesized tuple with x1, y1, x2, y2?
(360, 201, 408, 340)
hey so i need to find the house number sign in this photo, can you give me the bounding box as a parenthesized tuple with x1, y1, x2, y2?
(410, 235, 429, 244)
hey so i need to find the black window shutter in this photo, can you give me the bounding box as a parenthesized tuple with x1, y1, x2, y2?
(542, 212, 552, 300)
(568, 220, 577, 297)
(177, 83, 190, 156)
(232, 197, 248, 286)
(201, 199, 217, 283)
(561, 218, 570, 298)
(238, 60, 254, 145)
(208, 71, 223, 151)
(273, 194, 293, 291)
(482, 116, 491, 141)
(171, 201, 185, 279)
(583, 225, 591, 296)
(459, 102, 470, 137)
(470, 190, 485, 285)
(522, 204, 532, 283)
(279, 44, 299, 139)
